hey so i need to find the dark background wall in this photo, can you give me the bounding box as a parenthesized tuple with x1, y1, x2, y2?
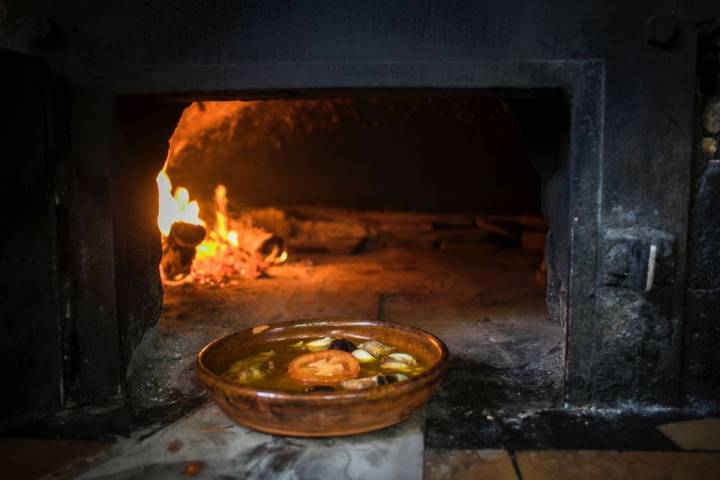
(0, 50, 61, 431)
(167, 96, 543, 215)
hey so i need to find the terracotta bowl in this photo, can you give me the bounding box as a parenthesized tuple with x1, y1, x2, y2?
(196, 318, 449, 437)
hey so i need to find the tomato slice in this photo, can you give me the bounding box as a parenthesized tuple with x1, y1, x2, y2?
(288, 350, 361, 384)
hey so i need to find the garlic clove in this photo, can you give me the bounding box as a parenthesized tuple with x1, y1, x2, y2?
(380, 361, 412, 373)
(351, 349, 376, 363)
(305, 336, 333, 351)
(386, 352, 417, 366)
(357, 340, 394, 358)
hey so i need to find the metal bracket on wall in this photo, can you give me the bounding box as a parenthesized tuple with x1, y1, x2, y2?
(599, 227, 675, 292)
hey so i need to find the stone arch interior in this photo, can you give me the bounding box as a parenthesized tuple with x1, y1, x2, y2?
(106, 91, 571, 443)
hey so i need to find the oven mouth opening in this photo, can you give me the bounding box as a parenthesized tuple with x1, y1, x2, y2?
(115, 91, 571, 444)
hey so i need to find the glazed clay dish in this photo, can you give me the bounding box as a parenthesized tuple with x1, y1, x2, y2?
(196, 318, 449, 437)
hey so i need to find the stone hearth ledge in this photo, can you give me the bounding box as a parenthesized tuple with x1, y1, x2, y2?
(79, 401, 424, 479)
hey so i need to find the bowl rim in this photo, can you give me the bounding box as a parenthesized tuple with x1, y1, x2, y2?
(196, 317, 449, 402)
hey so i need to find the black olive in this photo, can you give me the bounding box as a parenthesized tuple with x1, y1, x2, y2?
(376, 375, 398, 385)
(329, 339, 356, 353)
(304, 385, 335, 393)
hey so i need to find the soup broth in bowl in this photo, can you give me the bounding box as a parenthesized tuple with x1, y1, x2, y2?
(223, 337, 429, 393)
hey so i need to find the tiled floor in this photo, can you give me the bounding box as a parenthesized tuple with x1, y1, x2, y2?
(425, 418, 720, 480)
(424, 449, 517, 480)
(0, 438, 109, 480)
(4, 417, 720, 479)
(425, 449, 720, 480)
(515, 451, 720, 480)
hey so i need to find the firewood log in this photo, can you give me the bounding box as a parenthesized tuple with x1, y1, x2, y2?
(227, 219, 284, 262)
(160, 222, 206, 282)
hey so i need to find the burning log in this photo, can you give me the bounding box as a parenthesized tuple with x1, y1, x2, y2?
(160, 219, 284, 285)
(160, 221, 207, 282)
(226, 219, 284, 262)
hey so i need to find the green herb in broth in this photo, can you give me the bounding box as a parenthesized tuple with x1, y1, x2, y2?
(222, 338, 428, 392)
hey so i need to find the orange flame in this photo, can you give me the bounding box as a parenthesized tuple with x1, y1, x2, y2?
(156, 162, 204, 236)
(194, 184, 239, 261)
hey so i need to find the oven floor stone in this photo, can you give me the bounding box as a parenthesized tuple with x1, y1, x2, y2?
(137, 245, 559, 410)
(77, 401, 424, 480)
(17, 245, 717, 454)
(122, 244, 561, 451)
